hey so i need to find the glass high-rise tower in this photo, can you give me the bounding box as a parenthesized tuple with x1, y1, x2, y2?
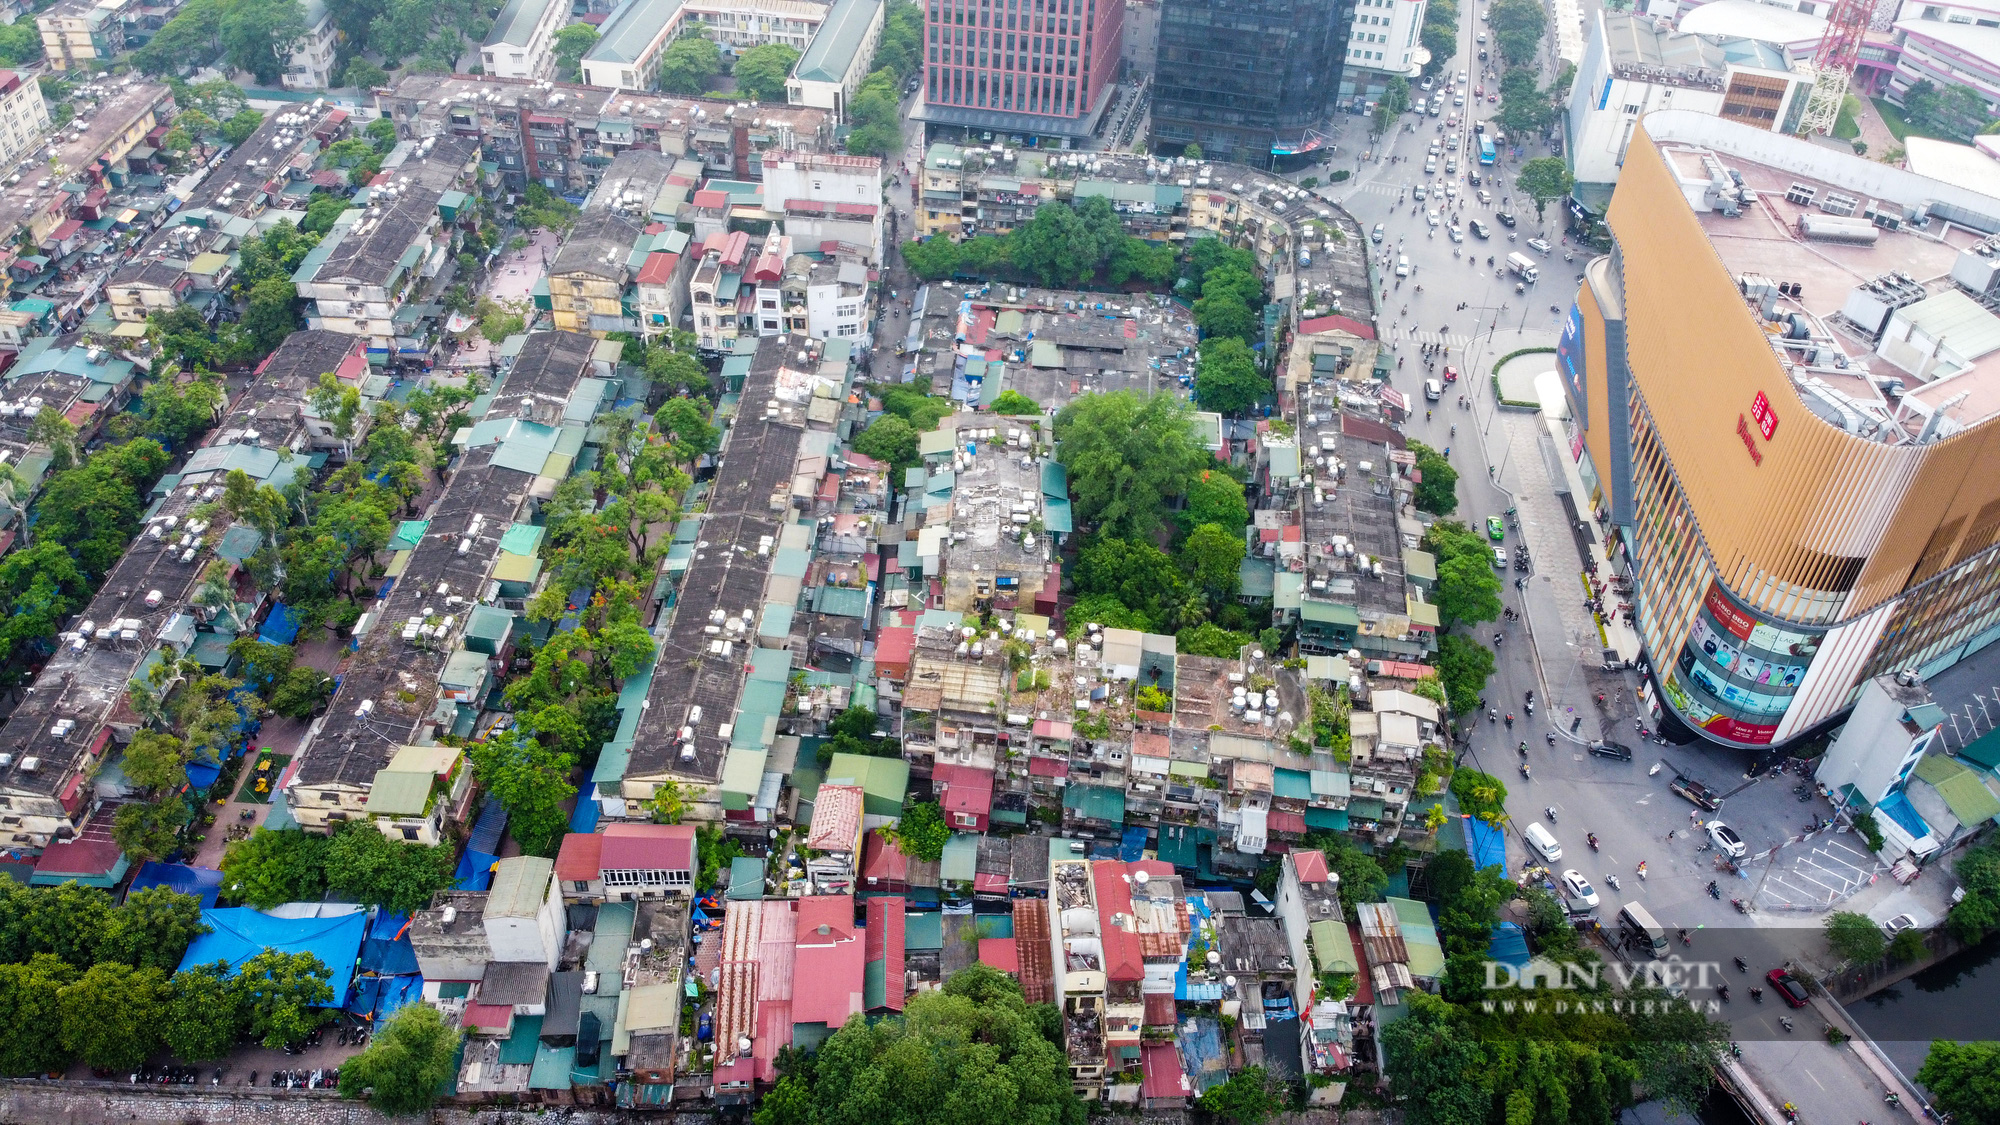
(1152, 0, 1350, 167)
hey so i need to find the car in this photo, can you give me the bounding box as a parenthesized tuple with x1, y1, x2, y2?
(1492, 547, 1508, 569)
(1425, 156, 1437, 173)
(1446, 159, 1459, 174)
(1457, 70, 1467, 82)
(1487, 515, 1505, 540)
(1429, 101, 1442, 116)
(1479, 48, 1489, 60)
(1421, 77, 1434, 90)
(1426, 209, 1440, 227)
(1443, 364, 1459, 382)
(1424, 378, 1443, 401)
(1474, 85, 1484, 98)
(1587, 740, 1634, 761)
(1480, 6, 1489, 19)
(1477, 31, 1488, 42)
(1475, 121, 1487, 134)
(1470, 219, 1490, 238)
(1447, 225, 1463, 242)
(1428, 140, 1442, 156)
(1413, 184, 1428, 200)
(1477, 188, 1491, 203)
(1371, 223, 1385, 243)
(1766, 969, 1810, 1008)
(1454, 93, 1466, 106)
(1884, 913, 1921, 935)
(1670, 776, 1723, 811)
(1395, 255, 1411, 276)
(1527, 237, 1552, 253)
(1707, 821, 1748, 858)
(1469, 169, 1482, 186)
(1496, 211, 1517, 227)
(1561, 870, 1600, 908)
(1444, 182, 1459, 196)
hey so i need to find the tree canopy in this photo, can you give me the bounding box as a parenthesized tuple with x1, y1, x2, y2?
(1408, 440, 1460, 516)
(1515, 158, 1576, 220)
(1423, 521, 1503, 627)
(660, 36, 723, 93)
(1053, 391, 1206, 541)
(467, 728, 576, 857)
(339, 1001, 463, 1113)
(1915, 1041, 2000, 1125)
(1194, 337, 1268, 415)
(733, 43, 800, 101)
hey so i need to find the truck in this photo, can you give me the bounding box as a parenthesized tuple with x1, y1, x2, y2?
(1507, 252, 1539, 283)
(1669, 776, 1722, 811)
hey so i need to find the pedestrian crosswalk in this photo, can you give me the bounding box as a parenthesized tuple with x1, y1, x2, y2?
(1351, 180, 1401, 198)
(1394, 331, 1474, 349)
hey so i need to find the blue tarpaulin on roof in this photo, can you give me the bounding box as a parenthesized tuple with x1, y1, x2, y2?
(1461, 816, 1507, 873)
(1120, 826, 1148, 861)
(177, 908, 366, 1006)
(259, 603, 301, 645)
(468, 797, 509, 854)
(1487, 920, 1530, 969)
(347, 974, 424, 1024)
(128, 861, 223, 907)
(359, 911, 419, 976)
(455, 849, 499, 892)
(569, 786, 599, 834)
(185, 761, 221, 790)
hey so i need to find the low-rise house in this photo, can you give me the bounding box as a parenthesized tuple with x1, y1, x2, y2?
(786, 0, 886, 124)
(792, 894, 865, 1044)
(481, 0, 567, 80)
(806, 782, 865, 893)
(284, 0, 340, 88)
(365, 744, 473, 844)
(598, 822, 699, 901)
(485, 855, 565, 969)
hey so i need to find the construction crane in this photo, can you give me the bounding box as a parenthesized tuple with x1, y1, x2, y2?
(1798, 0, 1873, 137)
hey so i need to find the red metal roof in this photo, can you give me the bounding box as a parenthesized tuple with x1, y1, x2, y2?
(861, 831, 910, 887)
(932, 763, 994, 817)
(1299, 313, 1376, 340)
(48, 219, 83, 242)
(1141, 1042, 1189, 1101)
(973, 872, 1008, 893)
(1292, 849, 1330, 883)
(791, 895, 864, 1028)
(635, 251, 680, 285)
(1268, 809, 1307, 835)
(865, 896, 906, 1011)
(1032, 718, 1074, 739)
(34, 834, 115, 875)
(1013, 898, 1053, 1003)
(1144, 993, 1178, 1027)
(1092, 861, 1145, 981)
(806, 784, 864, 851)
(463, 1002, 513, 1030)
(1028, 755, 1068, 778)
(555, 832, 603, 882)
(978, 937, 1019, 974)
(1349, 923, 1375, 1005)
(691, 189, 729, 209)
(833, 201, 878, 217)
(599, 823, 695, 872)
(874, 626, 915, 669)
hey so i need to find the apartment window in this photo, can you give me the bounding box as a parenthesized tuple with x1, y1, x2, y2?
(1624, 104, 1641, 114)
(402, 827, 420, 840)
(319, 792, 339, 803)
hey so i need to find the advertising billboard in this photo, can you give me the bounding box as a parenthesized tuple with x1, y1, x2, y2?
(1558, 304, 1585, 412)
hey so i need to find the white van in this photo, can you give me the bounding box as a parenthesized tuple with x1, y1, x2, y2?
(1395, 255, 1411, 277)
(1523, 822, 1562, 863)
(1619, 902, 1670, 958)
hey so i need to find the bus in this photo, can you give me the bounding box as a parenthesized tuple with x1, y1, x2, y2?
(1478, 135, 1497, 165)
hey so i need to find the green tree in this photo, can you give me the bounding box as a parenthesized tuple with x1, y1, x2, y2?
(1490, 0, 1547, 67)
(988, 389, 1041, 415)
(466, 729, 577, 857)
(1010, 201, 1098, 287)
(1181, 522, 1244, 603)
(1074, 536, 1186, 623)
(221, 828, 331, 908)
(733, 43, 800, 101)
(339, 1000, 462, 1113)
(1194, 337, 1268, 414)
(659, 35, 722, 93)
(1105, 235, 1175, 287)
(1916, 1040, 2000, 1125)
(112, 798, 192, 863)
(657, 397, 720, 465)
(1183, 143, 1203, 160)
(0, 955, 78, 1076)
(60, 963, 167, 1072)
(100, 886, 208, 973)
(18, 881, 114, 967)
(220, 108, 265, 146)
(1200, 1069, 1283, 1125)
(268, 666, 334, 719)
(1448, 767, 1509, 824)
(1409, 440, 1460, 515)
(1824, 911, 1887, 963)
(1496, 67, 1556, 137)
(552, 22, 598, 81)
(1053, 390, 1206, 541)
(343, 58, 389, 89)
(1436, 634, 1496, 716)
(1515, 157, 1576, 220)
(477, 297, 527, 343)
(1180, 469, 1249, 537)
(1301, 831, 1390, 908)
(1176, 622, 1254, 658)
(162, 962, 249, 1061)
(238, 949, 333, 1049)
(852, 414, 920, 474)
(120, 729, 192, 792)
(1887, 927, 1926, 963)
(1382, 74, 1412, 115)
(883, 801, 950, 862)
(0, 22, 42, 66)
(324, 824, 458, 915)
(242, 277, 299, 355)
(139, 371, 227, 449)
(1193, 292, 1256, 344)
(1430, 532, 1503, 626)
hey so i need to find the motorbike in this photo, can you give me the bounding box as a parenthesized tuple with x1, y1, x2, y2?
(1587, 833, 1599, 851)
(1604, 873, 1621, 890)
(1545, 806, 1558, 823)
(1734, 957, 1748, 972)
(1504, 713, 1514, 728)
(1520, 762, 1531, 779)
(1707, 881, 1722, 900)
(1732, 898, 1749, 913)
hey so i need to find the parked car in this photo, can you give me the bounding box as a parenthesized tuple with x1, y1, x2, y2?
(1492, 547, 1507, 569)
(1486, 515, 1505, 540)
(1527, 237, 1553, 253)
(1766, 969, 1810, 1008)
(1884, 913, 1921, 935)
(1587, 740, 1634, 761)
(1706, 821, 1747, 858)
(1561, 870, 1599, 908)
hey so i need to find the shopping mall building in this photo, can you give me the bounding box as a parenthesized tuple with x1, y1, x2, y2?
(1563, 111, 2000, 749)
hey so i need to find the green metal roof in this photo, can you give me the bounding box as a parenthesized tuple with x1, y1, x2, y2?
(1303, 807, 1349, 830)
(795, 0, 886, 82)
(1062, 783, 1125, 823)
(464, 604, 516, 643)
(1301, 600, 1361, 626)
(904, 910, 943, 950)
(1961, 726, 2000, 772)
(499, 523, 546, 555)
(815, 585, 869, 618)
(939, 832, 978, 881)
(1310, 919, 1356, 973)
(366, 769, 436, 817)
(825, 753, 908, 814)
(727, 855, 765, 900)
(582, 0, 687, 65)
(1273, 768, 1311, 800)
(1913, 754, 2000, 828)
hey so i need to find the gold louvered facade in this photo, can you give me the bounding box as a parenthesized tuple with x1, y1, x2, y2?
(1577, 120, 2000, 747)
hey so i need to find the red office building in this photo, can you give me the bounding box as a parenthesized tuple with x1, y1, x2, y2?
(914, 0, 1124, 144)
